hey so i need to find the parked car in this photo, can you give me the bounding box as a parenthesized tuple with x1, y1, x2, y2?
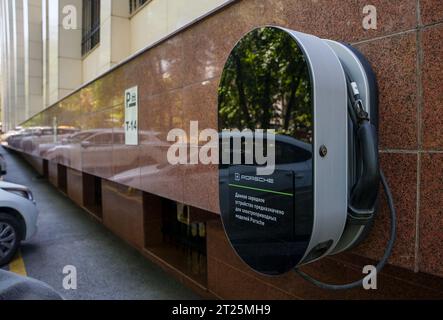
(0, 181, 39, 266)
(0, 153, 6, 177)
(0, 270, 63, 300)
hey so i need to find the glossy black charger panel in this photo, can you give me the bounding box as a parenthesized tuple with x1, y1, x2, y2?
(218, 27, 314, 275)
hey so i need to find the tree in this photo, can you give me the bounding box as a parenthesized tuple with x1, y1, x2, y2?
(218, 27, 313, 143)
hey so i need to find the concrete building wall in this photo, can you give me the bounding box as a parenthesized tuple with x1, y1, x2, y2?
(24, 0, 43, 117)
(41, 0, 48, 112)
(130, 0, 230, 53)
(0, 1, 17, 132)
(0, 0, 232, 132)
(14, 1, 26, 129)
(0, 0, 43, 131)
(82, 0, 131, 82)
(45, 0, 83, 105)
(83, 0, 230, 84)
(1, 0, 230, 131)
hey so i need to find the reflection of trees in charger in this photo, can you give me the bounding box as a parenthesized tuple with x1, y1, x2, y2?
(219, 27, 313, 142)
(218, 26, 396, 290)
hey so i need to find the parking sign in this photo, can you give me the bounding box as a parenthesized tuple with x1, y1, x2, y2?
(125, 86, 138, 145)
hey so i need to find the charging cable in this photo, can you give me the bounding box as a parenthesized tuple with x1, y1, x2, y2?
(295, 170, 396, 290)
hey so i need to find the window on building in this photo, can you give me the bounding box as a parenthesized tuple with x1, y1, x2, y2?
(82, 0, 100, 56)
(130, 0, 150, 14)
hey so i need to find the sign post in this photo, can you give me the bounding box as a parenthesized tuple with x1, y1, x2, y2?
(125, 86, 139, 146)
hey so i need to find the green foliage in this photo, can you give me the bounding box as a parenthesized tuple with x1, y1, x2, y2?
(218, 27, 313, 142)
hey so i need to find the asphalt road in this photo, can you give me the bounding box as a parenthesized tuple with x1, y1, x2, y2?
(0, 147, 200, 300)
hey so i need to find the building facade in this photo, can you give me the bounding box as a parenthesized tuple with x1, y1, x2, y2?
(0, 0, 230, 131)
(1, 0, 443, 299)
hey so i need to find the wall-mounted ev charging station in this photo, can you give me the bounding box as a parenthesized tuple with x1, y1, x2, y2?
(218, 26, 396, 290)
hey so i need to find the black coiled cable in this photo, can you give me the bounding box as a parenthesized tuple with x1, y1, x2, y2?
(295, 170, 396, 290)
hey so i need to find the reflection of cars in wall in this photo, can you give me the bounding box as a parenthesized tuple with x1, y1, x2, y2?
(110, 163, 181, 190)
(21, 127, 79, 155)
(44, 129, 165, 175)
(83, 129, 167, 176)
(6, 129, 29, 149)
(80, 130, 115, 175)
(6, 128, 44, 150)
(109, 130, 179, 183)
(40, 129, 100, 159)
(3, 127, 78, 153)
(1, 130, 20, 147)
(20, 127, 52, 154)
(0, 181, 39, 266)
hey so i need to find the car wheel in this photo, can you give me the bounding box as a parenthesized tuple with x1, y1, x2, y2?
(0, 213, 21, 267)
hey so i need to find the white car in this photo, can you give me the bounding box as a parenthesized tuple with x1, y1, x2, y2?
(0, 181, 39, 266)
(0, 154, 6, 177)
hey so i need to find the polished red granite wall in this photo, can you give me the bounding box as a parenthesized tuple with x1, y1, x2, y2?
(102, 180, 145, 249)
(66, 168, 84, 207)
(9, 0, 443, 298)
(207, 219, 443, 299)
(47, 161, 58, 188)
